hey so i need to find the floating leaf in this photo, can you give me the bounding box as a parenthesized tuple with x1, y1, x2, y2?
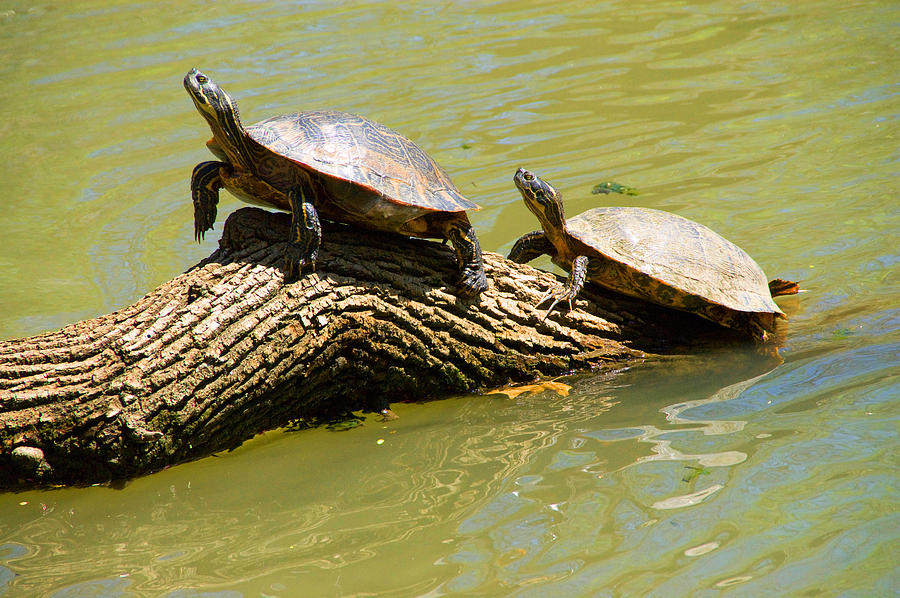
(682, 465, 712, 483)
(487, 380, 572, 399)
(592, 181, 639, 196)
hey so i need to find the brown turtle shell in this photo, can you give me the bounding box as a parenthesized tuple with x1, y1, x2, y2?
(565, 206, 783, 316)
(245, 110, 478, 215)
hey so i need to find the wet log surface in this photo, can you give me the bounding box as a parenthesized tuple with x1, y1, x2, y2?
(0, 207, 745, 489)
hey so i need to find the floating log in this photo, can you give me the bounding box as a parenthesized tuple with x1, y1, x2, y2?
(0, 207, 753, 488)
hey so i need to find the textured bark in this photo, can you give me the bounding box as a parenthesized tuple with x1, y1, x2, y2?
(0, 207, 738, 488)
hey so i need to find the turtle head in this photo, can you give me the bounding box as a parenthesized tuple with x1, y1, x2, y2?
(185, 68, 249, 163)
(184, 69, 243, 128)
(514, 168, 566, 232)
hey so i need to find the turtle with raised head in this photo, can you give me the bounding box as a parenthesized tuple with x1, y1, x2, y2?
(508, 168, 798, 340)
(185, 68, 488, 296)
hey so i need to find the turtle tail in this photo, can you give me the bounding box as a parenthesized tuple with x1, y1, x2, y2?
(768, 278, 800, 297)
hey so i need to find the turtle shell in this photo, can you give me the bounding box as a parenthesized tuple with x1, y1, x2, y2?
(566, 207, 782, 315)
(245, 110, 477, 214)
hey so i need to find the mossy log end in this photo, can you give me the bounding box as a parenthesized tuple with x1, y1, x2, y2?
(0, 207, 740, 489)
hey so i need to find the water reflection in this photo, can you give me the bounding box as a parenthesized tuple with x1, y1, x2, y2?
(585, 370, 773, 472)
(437, 355, 780, 594)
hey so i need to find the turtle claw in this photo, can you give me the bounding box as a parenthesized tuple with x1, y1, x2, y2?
(283, 242, 317, 283)
(194, 219, 213, 243)
(193, 200, 217, 242)
(457, 266, 489, 298)
(537, 285, 577, 320)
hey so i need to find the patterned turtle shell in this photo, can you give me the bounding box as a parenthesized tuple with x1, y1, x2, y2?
(245, 110, 478, 214)
(565, 206, 783, 316)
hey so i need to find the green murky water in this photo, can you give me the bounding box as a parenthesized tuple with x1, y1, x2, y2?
(1, 1, 897, 596)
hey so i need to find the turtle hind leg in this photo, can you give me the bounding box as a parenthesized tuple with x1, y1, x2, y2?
(539, 255, 589, 319)
(283, 185, 322, 283)
(445, 217, 489, 297)
(191, 161, 227, 242)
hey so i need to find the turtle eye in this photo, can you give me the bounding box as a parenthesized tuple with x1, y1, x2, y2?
(522, 171, 534, 181)
(196, 74, 208, 85)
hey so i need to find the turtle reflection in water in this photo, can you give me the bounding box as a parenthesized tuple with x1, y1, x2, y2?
(184, 68, 488, 296)
(508, 168, 798, 341)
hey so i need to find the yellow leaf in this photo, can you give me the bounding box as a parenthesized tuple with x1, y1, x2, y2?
(487, 380, 572, 399)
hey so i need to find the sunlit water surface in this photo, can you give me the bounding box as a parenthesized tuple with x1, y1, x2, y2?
(1, 1, 897, 596)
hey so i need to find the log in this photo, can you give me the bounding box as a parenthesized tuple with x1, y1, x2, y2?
(0, 207, 744, 488)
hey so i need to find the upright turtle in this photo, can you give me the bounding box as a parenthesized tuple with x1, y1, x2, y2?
(185, 68, 488, 296)
(508, 168, 798, 340)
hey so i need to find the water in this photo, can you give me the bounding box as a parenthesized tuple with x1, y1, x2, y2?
(1, 1, 897, 595)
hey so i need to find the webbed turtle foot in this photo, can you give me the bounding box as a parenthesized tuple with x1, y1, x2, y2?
(445, 219, 488, 298)
(536, 284, 578, 320)
(284, 185, 321, 283)
(190, 161, 225, 242)
(283, 243, 318, 283)
(457, 266, 489, 298)
(536, 255, 588, 319)
(193, 205, 216, 242)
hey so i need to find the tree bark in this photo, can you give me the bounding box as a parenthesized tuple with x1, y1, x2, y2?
(0, 207, 740, 488)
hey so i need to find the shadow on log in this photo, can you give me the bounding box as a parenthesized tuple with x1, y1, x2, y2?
(0, 207, 761, 489)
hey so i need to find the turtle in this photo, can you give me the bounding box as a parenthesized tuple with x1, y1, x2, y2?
(184, 68, 488, 296)
(507, 168, 798, 340)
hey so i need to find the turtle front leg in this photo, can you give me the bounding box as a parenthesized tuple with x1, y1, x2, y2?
(191, 161, 228, 241)
(283, 185, 322, 283)
(508, 230, 553, 263)
(445, 218, 489, 297)
(539, 255, 589, 319)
